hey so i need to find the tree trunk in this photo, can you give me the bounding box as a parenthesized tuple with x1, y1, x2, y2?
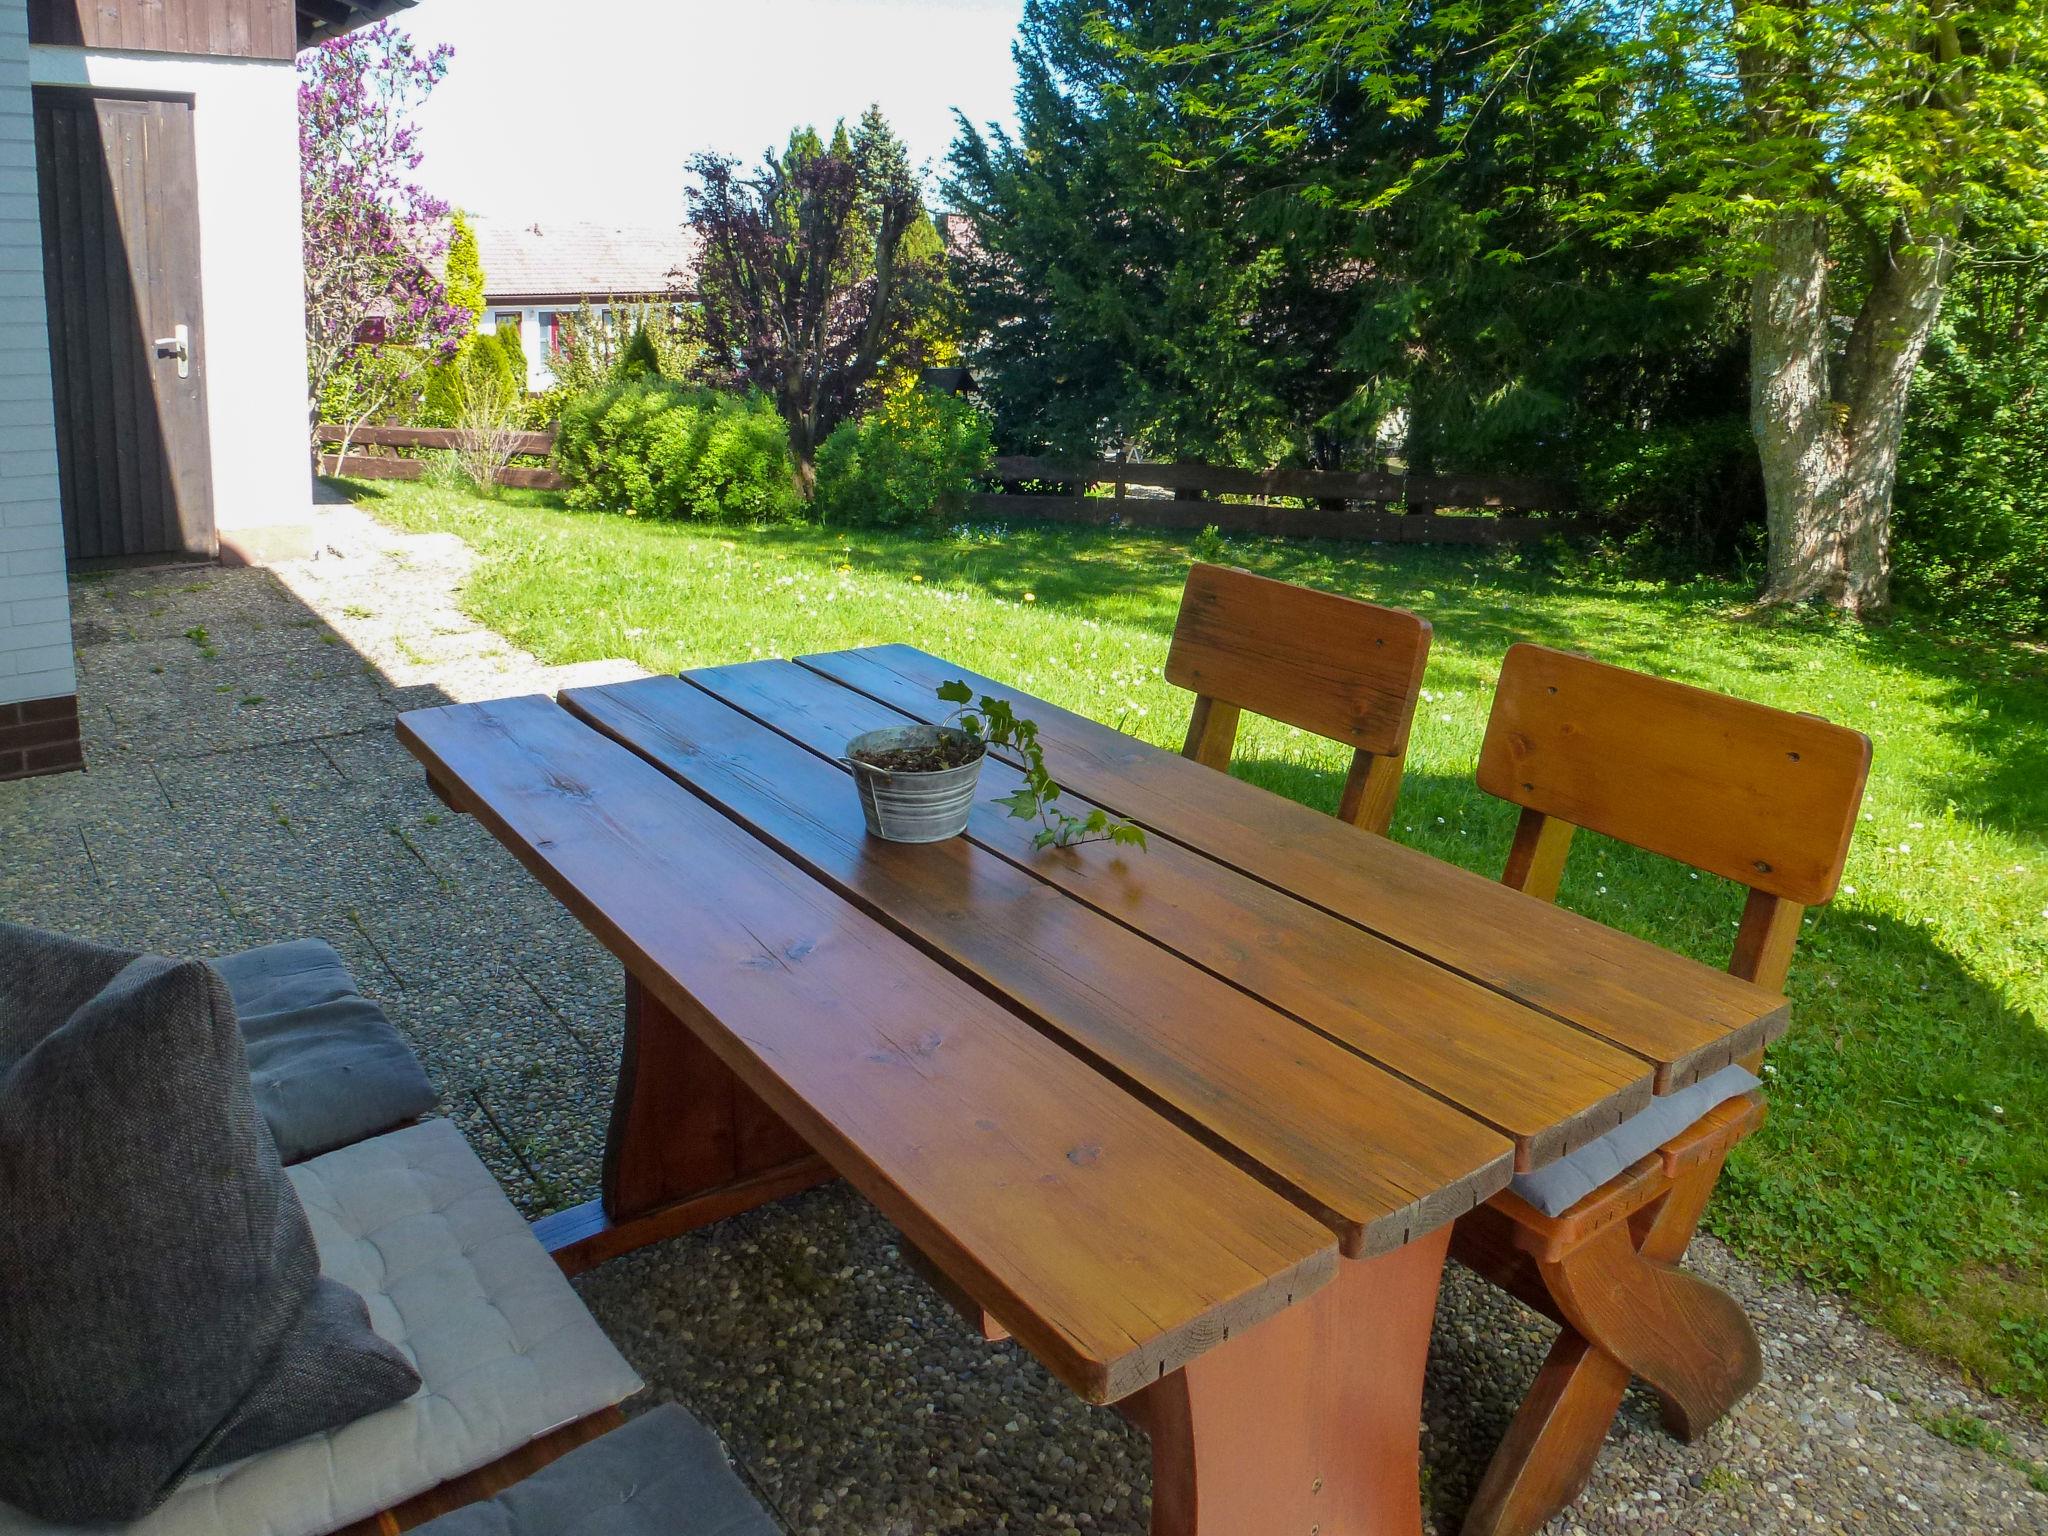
(1750, 214, 1953, 619)
(787, 406, 819, 501)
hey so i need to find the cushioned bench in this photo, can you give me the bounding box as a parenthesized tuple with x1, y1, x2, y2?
(214, 938, 439, 1164)
(411, 1405, 778, 1536)
(1507, 1062, 1762, 1216)
(0, 1119, 643, 1536)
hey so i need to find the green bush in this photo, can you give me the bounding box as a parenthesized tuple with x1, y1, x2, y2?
(1895, 261, 2048, 634)
(553, 379, 801, 522)
(423, 327, 525, 428)
(814, 390, 994, 530)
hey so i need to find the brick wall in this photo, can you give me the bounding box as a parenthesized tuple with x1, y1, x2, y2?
(0, 689, 76, 779)
(0, 0, 79, 779)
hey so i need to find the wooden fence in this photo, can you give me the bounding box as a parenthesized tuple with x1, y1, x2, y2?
(977, 457, 1574, 545)
(316, 424, 565, 490)
(315, 430, 1574, 545)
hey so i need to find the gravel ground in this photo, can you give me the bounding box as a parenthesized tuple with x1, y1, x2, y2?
(2, 502, 2040, 1534)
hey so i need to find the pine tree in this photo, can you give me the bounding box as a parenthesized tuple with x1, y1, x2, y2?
(444, 211, 485, 327)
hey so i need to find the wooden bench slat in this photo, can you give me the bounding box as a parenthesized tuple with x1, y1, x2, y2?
(396, 695, 1338, 1404)
(798, 646, 1788, 1092)
(562, 675, 1515, 1255)
(679, 660, 1655, 1170)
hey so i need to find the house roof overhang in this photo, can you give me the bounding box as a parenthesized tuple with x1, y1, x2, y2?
(297, 0, 419, 49)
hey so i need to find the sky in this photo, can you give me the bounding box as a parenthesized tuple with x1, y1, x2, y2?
(400, 0, 1027, 230)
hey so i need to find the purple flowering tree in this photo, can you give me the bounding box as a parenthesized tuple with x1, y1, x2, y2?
(300, 21, 468, 459)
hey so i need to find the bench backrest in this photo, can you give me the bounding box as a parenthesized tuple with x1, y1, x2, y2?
(1476, 643, 1871, 991)
(1165, 563, 1432, 834)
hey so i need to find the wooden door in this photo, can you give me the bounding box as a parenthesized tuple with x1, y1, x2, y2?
(34, 89, 215, 561)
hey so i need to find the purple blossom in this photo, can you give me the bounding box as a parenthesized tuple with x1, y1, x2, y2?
(301, 21, 470, 440)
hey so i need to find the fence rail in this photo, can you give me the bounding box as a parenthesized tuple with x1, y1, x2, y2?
(982, 456, 1574, 545)
(317, 423, 561, 456)
(316, 423, 566, 490)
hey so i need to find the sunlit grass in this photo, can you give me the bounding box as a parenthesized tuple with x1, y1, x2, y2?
(360, 478, 2048, 1410)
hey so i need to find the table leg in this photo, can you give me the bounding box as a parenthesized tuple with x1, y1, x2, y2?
(1124, 1227, 1450, 1536)
(533, 972, 832, 1273)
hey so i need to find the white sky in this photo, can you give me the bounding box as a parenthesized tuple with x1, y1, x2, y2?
(400, 0, 1026, 228)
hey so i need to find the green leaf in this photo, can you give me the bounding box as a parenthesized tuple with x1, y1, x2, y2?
(936, 680, 974, 705)
(996, 786, 1039, 820)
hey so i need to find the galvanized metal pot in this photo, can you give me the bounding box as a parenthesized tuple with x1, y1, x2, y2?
(845, 725, 987, 843)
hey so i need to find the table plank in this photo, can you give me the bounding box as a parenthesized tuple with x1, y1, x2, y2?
(396, 695, 1338, 1404)
(563, 674, 1515, 1254)
(799, 645, 1788, 1092)
(679, 660, 1656, 1169)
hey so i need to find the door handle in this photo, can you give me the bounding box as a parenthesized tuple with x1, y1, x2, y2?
(153, 324, 190, 379)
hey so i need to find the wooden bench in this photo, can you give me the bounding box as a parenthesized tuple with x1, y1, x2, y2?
(1452, 642, 1871, 1536)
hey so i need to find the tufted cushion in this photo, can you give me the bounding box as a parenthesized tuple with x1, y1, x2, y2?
(411, 1406, 779, 1536)
(0, 1119, 642, 1536)
(214, 939, 439, 1163)
(1509, 1063, 1763, 1217)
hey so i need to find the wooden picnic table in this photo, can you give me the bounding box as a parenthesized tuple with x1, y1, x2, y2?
(396, 643, 1787, 1536)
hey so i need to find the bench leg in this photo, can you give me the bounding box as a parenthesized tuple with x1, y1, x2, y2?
(1124, 1227, 1449, 1536)
(1460, 1150, 1760, 1536)
(534, 973, 832, 1274)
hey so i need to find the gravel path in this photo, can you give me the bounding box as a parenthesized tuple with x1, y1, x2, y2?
(2, 499, 2039, 1533)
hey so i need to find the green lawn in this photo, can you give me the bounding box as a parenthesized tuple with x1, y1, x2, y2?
(358, 478, 2048, 1411)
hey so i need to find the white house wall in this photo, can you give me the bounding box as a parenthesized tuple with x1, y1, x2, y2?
(29, 42, 310, 544)
(0, 1, 74, 714)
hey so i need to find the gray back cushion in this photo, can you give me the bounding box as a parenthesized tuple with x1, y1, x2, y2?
(0, 925, 418, 1524)
(213, 939, 438, 1164)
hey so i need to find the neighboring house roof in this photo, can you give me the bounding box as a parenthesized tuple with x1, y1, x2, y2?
(298, 1, 417, 48)
(472, 219, 699, 305)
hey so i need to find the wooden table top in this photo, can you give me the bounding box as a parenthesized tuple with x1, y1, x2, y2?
(397, 643, 1786, 1406)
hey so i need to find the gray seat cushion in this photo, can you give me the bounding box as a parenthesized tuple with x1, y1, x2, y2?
(0, 925, 417, 1525)
(214, 939, 438, 1163)
(1509, 1063, 1763, 1217)
(412, 1406, 778, 1536)
(0, 1119, 645, 1536)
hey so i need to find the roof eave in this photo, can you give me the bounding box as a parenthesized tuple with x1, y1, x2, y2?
(297, 0, 418, 49)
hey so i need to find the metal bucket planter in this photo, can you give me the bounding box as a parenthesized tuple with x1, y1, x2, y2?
(845, 725, 987, 843)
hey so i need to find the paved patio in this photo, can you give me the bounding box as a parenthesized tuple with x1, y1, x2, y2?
(2, 500, 2042, 1534)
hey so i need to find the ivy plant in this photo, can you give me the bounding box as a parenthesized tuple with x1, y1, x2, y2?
(938, 680, 1148, 851)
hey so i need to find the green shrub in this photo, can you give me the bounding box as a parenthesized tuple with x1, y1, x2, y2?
(616, 323, 663, 381)
(553, 379, 801, 522)
(814, 390, 994, 530)
(1895, 261, 2048, 634)
(423, 326, 525, 428)
(1575, 414, 1763, 568)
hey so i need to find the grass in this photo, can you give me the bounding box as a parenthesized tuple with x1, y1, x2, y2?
(355, 477, 2048, 1410)
(1919, 1409, 2048, 1491)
